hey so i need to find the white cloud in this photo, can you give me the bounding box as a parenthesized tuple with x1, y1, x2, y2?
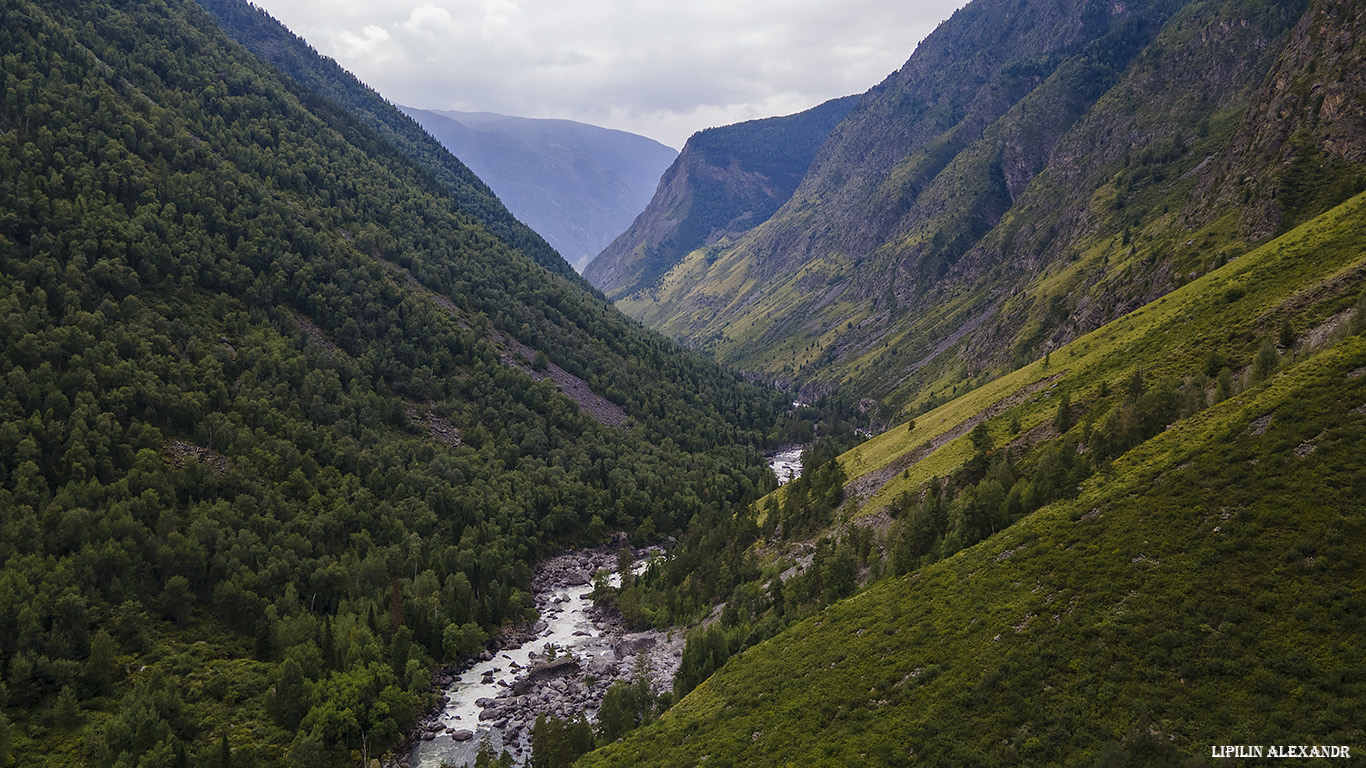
(335, 24, 391, 59)
(401, 4, 456, 36)
(250, 0, 968, 148)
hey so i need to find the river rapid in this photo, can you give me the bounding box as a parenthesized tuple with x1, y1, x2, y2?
(402, 548, 680, 768)
(768, 446, 804, 485)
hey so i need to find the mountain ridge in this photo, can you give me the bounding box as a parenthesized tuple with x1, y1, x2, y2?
(400, 107, 677, 273)
(611, 0, 1366, 418)
(585, 96, 858, 300)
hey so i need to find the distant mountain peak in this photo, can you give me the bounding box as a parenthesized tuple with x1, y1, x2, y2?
(584, 95, 859, 299)
(402, 106, 678, 273)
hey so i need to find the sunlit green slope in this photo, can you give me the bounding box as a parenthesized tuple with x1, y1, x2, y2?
(580, 193, 1366, 766)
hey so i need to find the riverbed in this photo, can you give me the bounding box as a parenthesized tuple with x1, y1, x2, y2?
(768, 446, 804, 486)
(405, 549, 680, 768)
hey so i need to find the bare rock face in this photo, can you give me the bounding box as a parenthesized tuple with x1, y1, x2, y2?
(585, 95, 859, 300)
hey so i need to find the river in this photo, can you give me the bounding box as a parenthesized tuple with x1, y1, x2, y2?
(768, 446, 804, 485)
(406, 550, 677, 768)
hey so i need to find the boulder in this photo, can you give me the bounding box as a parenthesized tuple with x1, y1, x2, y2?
(451, 729, 474, 742)
(521, 655, 578, 681)
(613, 632, 657, 658)
(587, 655, 616, 675)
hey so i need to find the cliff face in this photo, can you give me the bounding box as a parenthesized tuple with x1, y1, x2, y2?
(1192, 0, 1366, 237)
(611, 0, 1366, 415)
(584, 96, 857, 300)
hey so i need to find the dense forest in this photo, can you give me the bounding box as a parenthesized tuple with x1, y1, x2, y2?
(0, 0, 789, 764)
(192, 0, 581, 283)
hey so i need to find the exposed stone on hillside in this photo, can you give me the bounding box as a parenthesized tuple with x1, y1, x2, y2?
(163, 438, 228, 473)
(291, 311, 340, 353)
(403, 402, 462, 448)
(496, 335, 630, 428)
(378, 257, 629, 428)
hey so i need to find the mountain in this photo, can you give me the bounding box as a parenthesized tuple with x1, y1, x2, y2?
(613, 0, 1366, 416)
(585, 96, 858, 301)
(548, 0, 1366, 764)
(581, 184, 1366, 766)
(193, 0, 583, 282)
(0, 1, 787, 765)
(400, 108, 677, 274)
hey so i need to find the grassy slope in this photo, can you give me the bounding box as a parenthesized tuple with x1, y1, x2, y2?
(583, 319, 1366, 768)
(580, 195, 1366, 767)
(833, 190, 1366, 517)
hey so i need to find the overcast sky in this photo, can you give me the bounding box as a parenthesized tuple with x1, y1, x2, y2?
(248, 0, 968, 149)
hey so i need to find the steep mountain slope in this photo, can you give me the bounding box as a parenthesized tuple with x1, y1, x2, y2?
(401, 108, 677, 273)
(616, 0, 1366, 416)
(580, 190, 1366, 767)
(0, 1, 785, 765)
(193, 0, 583, 281)
(584, 96, 858, 301)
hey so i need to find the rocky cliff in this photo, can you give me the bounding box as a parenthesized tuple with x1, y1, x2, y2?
(585, 96, 857, 300)
(612, 0, 1366, 417)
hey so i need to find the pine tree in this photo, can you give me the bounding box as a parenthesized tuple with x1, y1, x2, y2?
(86, 628, 118, 695)
(1054, 392, 1074, 434)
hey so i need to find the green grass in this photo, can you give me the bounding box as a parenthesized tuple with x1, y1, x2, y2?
(827, 191, 1366, 517)
(580, 334, 1366, 767)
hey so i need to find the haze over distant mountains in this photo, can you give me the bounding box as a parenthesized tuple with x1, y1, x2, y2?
(401, 108, 678, 273)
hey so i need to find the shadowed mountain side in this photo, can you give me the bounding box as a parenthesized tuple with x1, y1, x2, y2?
(585, 96, 858, 299)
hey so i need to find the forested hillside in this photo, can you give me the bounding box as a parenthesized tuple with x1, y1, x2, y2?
(0, 0, 786, 765)
(193, 0, 582, 282)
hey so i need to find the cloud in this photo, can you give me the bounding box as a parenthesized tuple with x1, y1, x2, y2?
(335, 24, 391, 59)
(401, 4, 455, 36)
(251, 0, 968, 148)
